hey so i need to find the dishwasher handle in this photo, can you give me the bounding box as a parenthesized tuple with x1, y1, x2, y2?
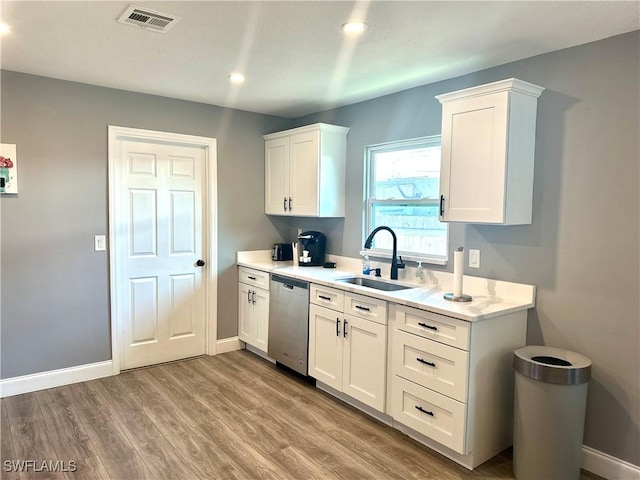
(271, 274, 309, 290)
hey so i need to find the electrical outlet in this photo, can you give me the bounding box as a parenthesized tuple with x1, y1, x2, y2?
(95, 235, 106, 251)
(469, 249, 480, 268)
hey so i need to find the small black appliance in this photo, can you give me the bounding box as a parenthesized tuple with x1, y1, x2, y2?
(297, 231, 326, 267)
(272, 243, 293, 261)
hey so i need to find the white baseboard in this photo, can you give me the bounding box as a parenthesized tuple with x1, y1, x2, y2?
(215, 336, 243, 354)
(583, 446, 640, 480)
(0, 360, 114, 398)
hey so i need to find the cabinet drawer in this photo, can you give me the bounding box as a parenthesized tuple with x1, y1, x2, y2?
(345, 292, 387, 325)
(310, 284, 344, 311)
(392, 330, 468, 402)
(391, 375, 467, 454)
(396, 305, 469, 350)
(238, 267, 270, 290)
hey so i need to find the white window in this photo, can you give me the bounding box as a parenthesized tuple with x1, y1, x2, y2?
(364, 136, 448, 265)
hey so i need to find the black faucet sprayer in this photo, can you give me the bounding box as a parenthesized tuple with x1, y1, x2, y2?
(364, 226, 402, 280)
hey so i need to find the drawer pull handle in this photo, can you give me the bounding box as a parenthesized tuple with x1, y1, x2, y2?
(248, 276, 257, 281)
(416, 358, 436, 368)
(318, 295, 331, 301)
(355, 305, 371, 312)
(415, 405, 434, 417)
(418, 322, 438, 331)
(336, 318, 341, 337)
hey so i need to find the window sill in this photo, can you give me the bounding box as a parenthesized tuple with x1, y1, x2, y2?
(359, 250, 448, 266)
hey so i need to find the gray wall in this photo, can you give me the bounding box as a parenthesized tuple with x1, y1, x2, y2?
(0, 71, 290, 378)
(288, 31, 639, 465)
(1, 30, 638, 466)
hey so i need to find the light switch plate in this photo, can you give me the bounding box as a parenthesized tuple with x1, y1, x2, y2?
(95, 235, 106, 251)
(469, 249, 480, 268)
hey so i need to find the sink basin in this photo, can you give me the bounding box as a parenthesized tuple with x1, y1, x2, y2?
(336, 276, 414, 292)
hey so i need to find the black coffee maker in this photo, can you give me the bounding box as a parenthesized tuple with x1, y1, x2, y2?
(297, 231, 326, 267)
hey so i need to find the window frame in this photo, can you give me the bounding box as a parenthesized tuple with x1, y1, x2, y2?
(363, 135, 448, 266)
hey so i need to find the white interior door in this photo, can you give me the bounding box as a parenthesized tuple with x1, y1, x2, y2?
(110, 128, 216, 371)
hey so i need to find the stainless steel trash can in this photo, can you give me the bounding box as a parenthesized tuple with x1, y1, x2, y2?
(513, 346, 591, 480)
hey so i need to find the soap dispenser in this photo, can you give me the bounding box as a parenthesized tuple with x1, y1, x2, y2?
(363, 254, 371, 275)
(415, 261, 424, 283)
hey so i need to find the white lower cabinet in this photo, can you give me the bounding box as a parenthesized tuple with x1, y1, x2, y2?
(238, 267, 270, 353)
(390, 304, 527, 469)
(309, 284, 387, 412)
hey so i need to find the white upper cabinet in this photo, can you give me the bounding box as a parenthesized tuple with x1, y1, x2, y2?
(264, 123, 349, 217)
(437, 78, 544, 225)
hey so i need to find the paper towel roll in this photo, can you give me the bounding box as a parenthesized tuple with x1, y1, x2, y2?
(453, 247, 464, 297)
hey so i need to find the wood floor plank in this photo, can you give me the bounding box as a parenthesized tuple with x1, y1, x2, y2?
(193, 419, 285, 480)
(4, 394, 66, 480)
(117, 370, 236, 478)
(268, 446, 334, 480)
(34, 388, 98, 467)
(66, 381, 155, 480)
(1, 401, 20, 480)
(126, 363, 284, 480)
(93, 376, 202, 480)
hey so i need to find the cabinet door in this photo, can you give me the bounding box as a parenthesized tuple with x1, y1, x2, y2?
(342, 314, 387, 412)
(253, 288, 270, 353)
(308, 304, 342, 390)
(238, 283, 255, 344)
(265, 137, 290, 215)
(439, 91, 509, 223)
(289, 130, 319, 216)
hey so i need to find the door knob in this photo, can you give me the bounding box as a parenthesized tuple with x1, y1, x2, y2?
(196, 259, 206, 267)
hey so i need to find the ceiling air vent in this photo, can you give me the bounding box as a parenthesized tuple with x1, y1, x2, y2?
(117, 5, 182, 33)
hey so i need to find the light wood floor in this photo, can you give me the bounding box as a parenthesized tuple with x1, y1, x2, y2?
(1, 350, 602, 479)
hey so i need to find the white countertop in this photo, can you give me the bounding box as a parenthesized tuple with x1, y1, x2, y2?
(237, 250, 535, 322)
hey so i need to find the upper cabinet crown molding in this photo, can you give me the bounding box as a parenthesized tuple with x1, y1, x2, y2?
(264, 123, 349, 218)
(437, 78, 544, 225)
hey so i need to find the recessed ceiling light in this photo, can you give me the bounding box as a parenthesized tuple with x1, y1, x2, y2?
(228, 72, 246, 84)
(0, 23, 11, 36)
(342, 21, 367, 34)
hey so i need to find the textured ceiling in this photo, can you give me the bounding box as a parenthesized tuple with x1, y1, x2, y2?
(1, 1, 638, 118)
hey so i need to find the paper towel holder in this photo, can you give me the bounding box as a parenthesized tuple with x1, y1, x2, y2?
(444, 292, 472, 302)
(444, 246, 472, 302)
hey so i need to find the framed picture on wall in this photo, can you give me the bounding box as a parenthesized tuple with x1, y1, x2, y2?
(0, 143, 18, 194)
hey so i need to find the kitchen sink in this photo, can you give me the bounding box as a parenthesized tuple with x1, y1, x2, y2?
(336, 276, 414, 291)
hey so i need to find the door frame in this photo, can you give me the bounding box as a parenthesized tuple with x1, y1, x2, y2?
(108, 125, 218, 375)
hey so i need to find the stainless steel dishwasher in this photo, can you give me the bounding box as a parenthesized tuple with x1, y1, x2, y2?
(268, 274, 310, 376)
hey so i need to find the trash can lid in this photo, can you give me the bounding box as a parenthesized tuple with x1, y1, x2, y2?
(513, 346, 591, 385)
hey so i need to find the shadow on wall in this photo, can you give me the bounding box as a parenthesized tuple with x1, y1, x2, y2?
(267, 216, 345, 254)
(462, 89, 579, 290)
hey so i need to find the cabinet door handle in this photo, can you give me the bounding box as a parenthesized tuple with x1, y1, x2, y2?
(248, 276, 257, 281)
(252, 291, 256, 304)
(288, 197, 292, 211)
(355, 305, 370, 312)
(415, 405, 434, 417)
(283, 196, 288, 211)
(318, 295, 331, 301)
(343, 319, 348, 337)
(336, 318, 341, 337)
(247, 290, 252, 304)
(418, 322, 438, 331)
(416, 357, 436, 368)
(439, 195, 445, 216)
